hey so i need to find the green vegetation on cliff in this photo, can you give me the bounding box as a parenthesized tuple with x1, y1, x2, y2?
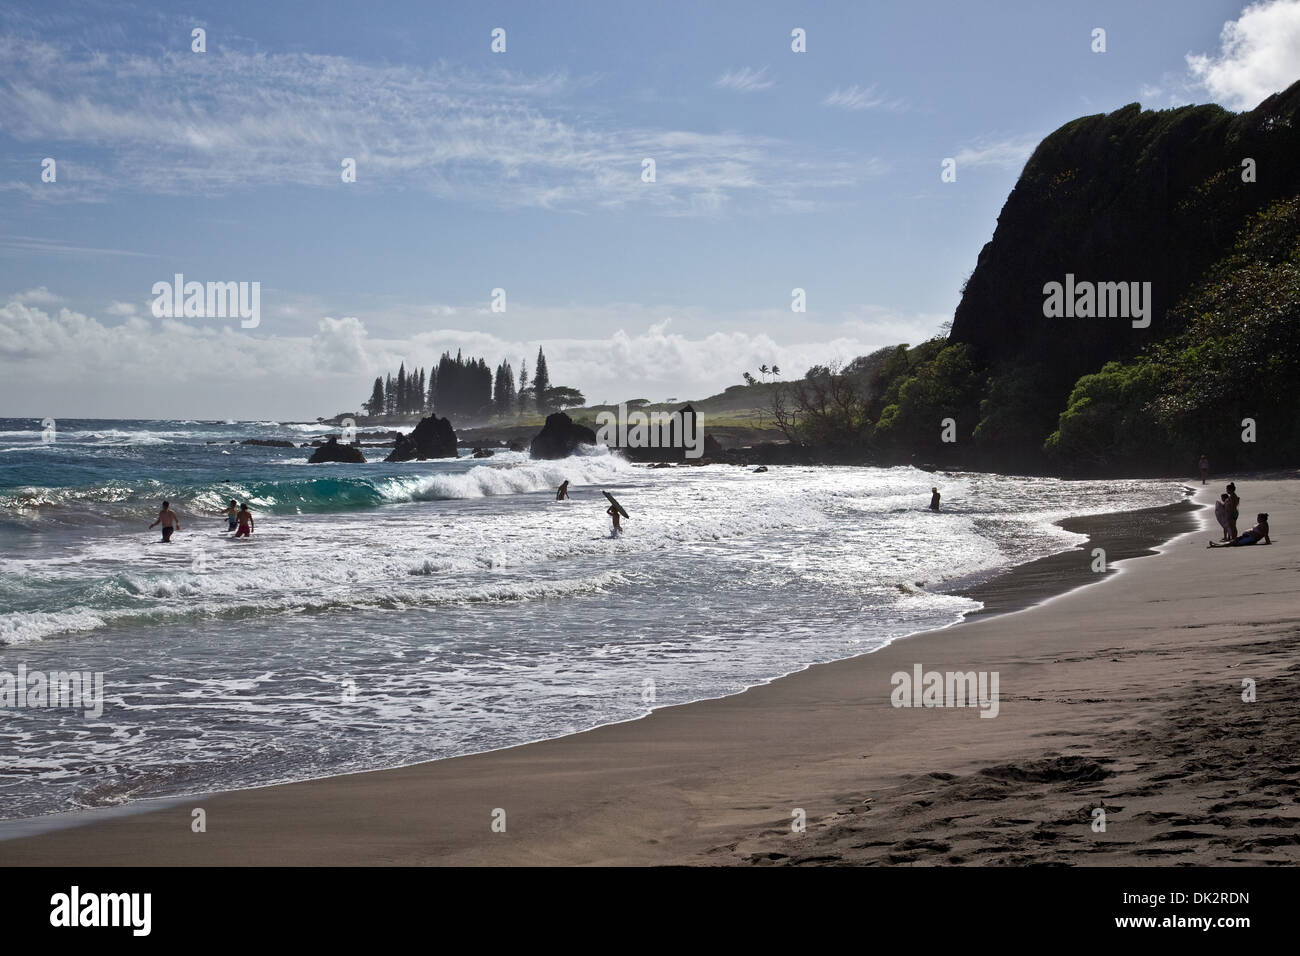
(775, 80, 1300, 474)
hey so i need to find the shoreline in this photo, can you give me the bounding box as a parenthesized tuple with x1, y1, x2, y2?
(0, 494, 1193, 840)
(955, 499, 1199, 618)
(10, 478, 1300, 868)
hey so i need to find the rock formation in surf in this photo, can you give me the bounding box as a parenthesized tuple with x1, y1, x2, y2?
(385, 415, 458, 462)
(529, 412, 597, 459)
(308, 436, 366, 463)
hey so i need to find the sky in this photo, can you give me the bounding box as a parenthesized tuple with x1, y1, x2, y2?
(1, 0, 1298, 419)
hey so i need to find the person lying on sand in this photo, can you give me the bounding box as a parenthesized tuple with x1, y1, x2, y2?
(150, 501, 180, 543)
(556, 480, 570, 501)
(1209, 513, 1269, 547)
(234, 503, 254, 538)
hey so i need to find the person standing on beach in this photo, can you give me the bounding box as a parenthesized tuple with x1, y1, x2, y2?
(223, 499, 239, 532)
(1226, 483, 1240, 540)
(234, 503, 254, 538)
(929, 487, 941, 511)
(150, 501, 180, 543)
(1214, 493, 1231, 542)
(1199, 454, 1209, 485)
(556, 480, 570, 501)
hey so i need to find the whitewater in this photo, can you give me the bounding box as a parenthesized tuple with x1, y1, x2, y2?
(0, 418, 1187, 820)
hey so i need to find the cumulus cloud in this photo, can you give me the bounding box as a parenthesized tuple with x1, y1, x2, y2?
(11, 286, 61, 304)
(0, 294, 946, 418)
(1186, 0, 1300, 110)
(105, 300, 137, 317)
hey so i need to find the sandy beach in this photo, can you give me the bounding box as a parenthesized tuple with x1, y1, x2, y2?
(3, 476, 1297, 867)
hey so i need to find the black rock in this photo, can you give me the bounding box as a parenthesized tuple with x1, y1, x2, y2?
(472, 447, 494, 458)
(308, 436, 366, 463)
(385, 415, 458, 462)
(529, 412, 597, 460)
(240, 439, 295, 447)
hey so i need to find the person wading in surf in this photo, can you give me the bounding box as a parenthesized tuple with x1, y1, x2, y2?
(150, 501, 180, 543)
(234, 503, 254, 538)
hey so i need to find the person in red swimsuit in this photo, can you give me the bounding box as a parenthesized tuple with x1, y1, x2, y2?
(234, 503, 254, 538)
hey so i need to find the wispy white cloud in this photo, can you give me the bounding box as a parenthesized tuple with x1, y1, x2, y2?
(953, 134, 1041, 171)
(823, 85, 906, 112)
(0, 236, 156, 258)
(715, 66, 774, 92)
(0, 40, 862, 215)
(1186, 0, 1300, 110)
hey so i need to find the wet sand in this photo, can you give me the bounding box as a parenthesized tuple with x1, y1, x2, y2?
(2, 479, 1297, 866)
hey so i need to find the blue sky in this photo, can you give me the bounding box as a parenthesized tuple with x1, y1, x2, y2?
(1, 0, 1296, 418)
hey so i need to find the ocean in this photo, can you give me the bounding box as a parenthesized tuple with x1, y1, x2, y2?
(0, 418, 1188, 821)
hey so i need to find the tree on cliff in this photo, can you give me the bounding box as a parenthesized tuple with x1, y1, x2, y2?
(532, 348, 552, 412)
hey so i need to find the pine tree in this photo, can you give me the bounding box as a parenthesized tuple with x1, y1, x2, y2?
(385, 374, 396, 415)
(533, 347, 551, 413)
(365, 376, 385, 417)
(426, 366, 437, 413)
(396, 364, 408, 416)
(494, 361, 515, 415)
